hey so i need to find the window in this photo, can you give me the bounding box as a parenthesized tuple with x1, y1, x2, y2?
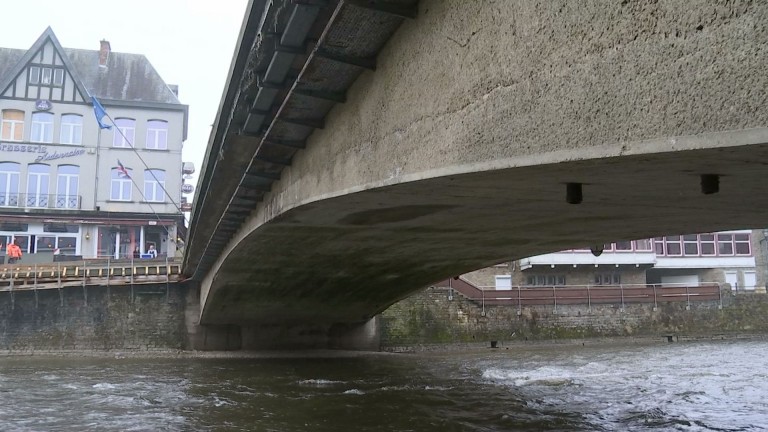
(594, 274, 621, 285)
(13, 235, 29, 253)
(53, 69, 64, 86)
(26, 164, 50, 208)
(110, 167, 133, 201)
(665, 236, 682, 256)
(146, 120, 168, 150)
(715, 233, 752, 256)
(30, 67, 63, 87)
(143, 169, 165, 202)
(31, 112, 54, 143)
(43, 223, 79, 233)
(57, 237, 77, 255)
(635, 239, 652, 251)
(1, 110, 24, 141)
(36, 236, 56, 253)
(0, 222, 27, 232)
(656, 233, 750, 257)
(29, 66, 40, 84)
(60, 114, 83, 144)
(700, 234, 716, 255)
(615, 240, 632, 251)
(56, 165, 79, 209)
(683, 234, 699, 255)
(495, 275, 511, 290)
(113, 118, 135, 148)
(735, 234, 751, 255)
(41, 67, 52, 85)
(717, 234, 734, 255)
(526, 275, 565, 286)
(0, 162, 20, 207)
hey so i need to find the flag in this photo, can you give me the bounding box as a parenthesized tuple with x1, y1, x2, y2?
(116, 160, 131, 179)
(92, 97, 112, 130)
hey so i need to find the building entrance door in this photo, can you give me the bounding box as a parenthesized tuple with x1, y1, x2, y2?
(724, 271, 738, 291)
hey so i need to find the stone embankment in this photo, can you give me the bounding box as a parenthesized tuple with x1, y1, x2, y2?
(379, 286, 768, 352)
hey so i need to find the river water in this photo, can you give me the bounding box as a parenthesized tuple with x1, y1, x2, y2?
(0, 339, 766, 431)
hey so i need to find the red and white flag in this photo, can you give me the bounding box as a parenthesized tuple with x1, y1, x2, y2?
(116, 160, 131, 179)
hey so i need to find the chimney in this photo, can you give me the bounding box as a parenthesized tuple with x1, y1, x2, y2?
(99, 40, 111, 68)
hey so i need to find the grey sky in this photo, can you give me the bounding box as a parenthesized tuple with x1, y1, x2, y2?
(0, 0, 249, 190)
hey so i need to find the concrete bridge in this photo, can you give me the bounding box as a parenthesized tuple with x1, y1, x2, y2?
(183, 0, 768, 349)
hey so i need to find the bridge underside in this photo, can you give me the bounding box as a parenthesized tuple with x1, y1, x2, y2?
(186, 0, 768, 348)
(202, 132, 768, 327)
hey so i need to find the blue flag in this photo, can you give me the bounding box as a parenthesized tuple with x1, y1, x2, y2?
(92, 97, 112, 130)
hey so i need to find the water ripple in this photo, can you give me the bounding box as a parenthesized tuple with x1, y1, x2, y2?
(0, 340, 765, 431)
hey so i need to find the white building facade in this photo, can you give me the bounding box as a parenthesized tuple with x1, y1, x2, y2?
(470, 230, 759, 293)
(0, 28, 189, 262)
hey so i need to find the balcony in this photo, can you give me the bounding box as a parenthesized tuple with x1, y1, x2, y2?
(0, 193, 81, 210)
(519, 249, 657, 269)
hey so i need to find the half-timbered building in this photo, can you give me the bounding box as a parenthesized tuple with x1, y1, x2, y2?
(0, 27, 188, 262)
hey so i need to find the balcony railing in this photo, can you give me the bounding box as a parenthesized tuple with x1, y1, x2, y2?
(0, 193, 81, 210)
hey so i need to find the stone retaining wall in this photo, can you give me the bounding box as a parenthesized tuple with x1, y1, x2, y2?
(379, 287, 768, 349)
(0, 284, 188, 353)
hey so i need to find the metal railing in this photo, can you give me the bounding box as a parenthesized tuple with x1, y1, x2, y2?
(443, 279, 724, 311)
(0, 193, 81, 210)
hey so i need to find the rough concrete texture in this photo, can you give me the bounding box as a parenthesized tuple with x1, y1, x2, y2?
(380, 287, 768, 348)
(200, 1, 768, 333)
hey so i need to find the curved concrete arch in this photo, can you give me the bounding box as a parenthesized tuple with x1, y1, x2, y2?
(198, 0, 768, 338)
(202, 128, 768, 327)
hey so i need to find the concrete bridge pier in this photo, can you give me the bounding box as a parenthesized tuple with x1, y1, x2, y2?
(237, 319, 379, 351)
(327, 317, 381, 351)
(184, 283, 242, 350)
(186, 321, 380, 351)
(185, 282, 380, 350)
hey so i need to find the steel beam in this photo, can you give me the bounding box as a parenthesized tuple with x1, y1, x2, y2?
(278, 116, 325, 129)
(315, 47, 376, 70)
(346, 0, 418, 19)
(293, 88, 347, 103)
(254, 154, 293, 166)
(264, 138, 306, 149)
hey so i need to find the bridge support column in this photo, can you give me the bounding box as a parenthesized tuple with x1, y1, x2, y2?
(328, 317, 381, 351)
(236, 317, 381, 351)
(184, 283, 242, 350)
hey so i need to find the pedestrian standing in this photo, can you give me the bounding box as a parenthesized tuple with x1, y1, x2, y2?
(7, 241, 22, 264)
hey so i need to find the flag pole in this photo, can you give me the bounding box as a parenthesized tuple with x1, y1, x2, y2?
(94, 127, 101, 211)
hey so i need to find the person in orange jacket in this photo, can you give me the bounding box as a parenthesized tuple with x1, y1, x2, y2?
(6, 240, 22, 264)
